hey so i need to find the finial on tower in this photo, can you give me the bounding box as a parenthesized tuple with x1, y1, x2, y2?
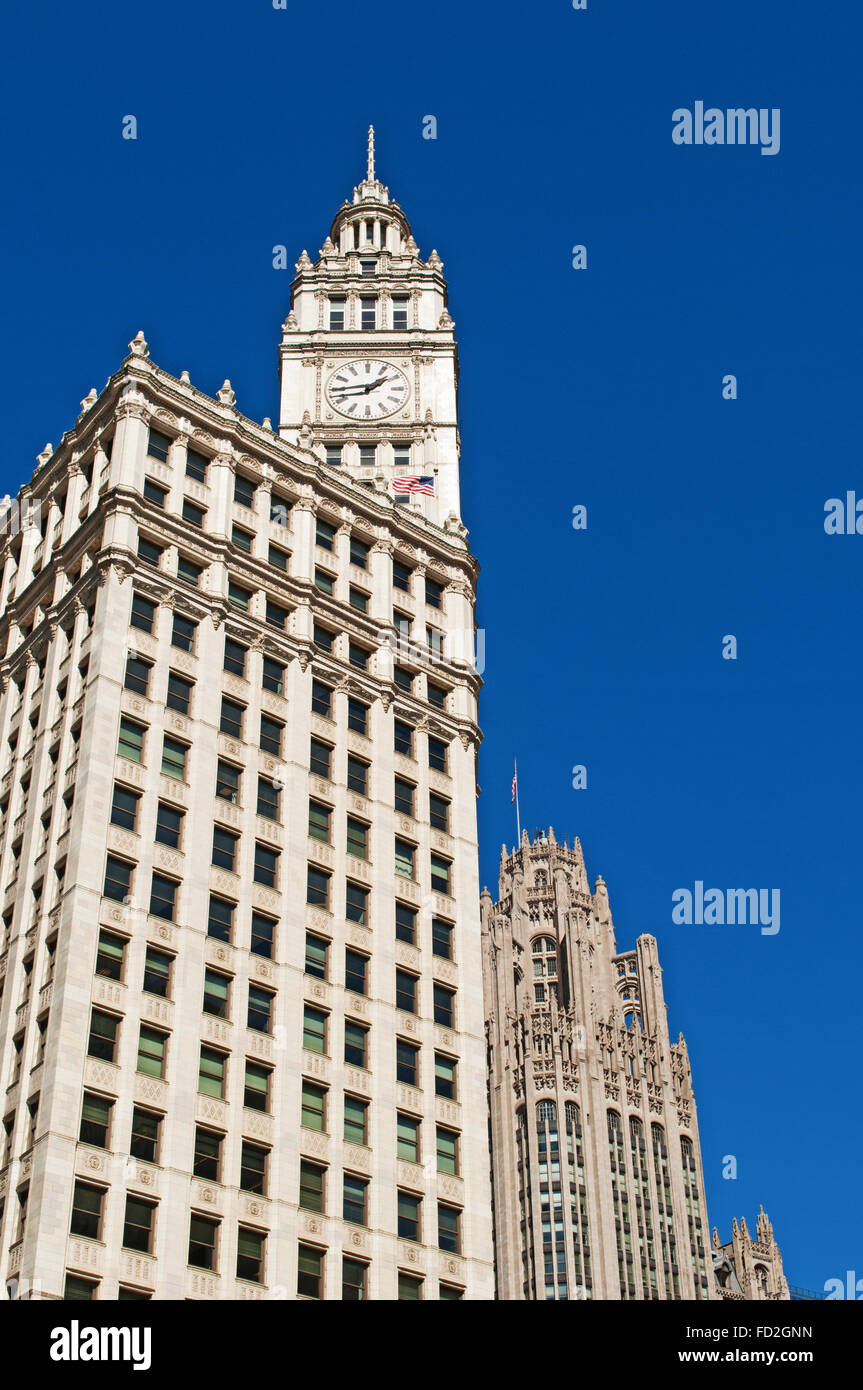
(367, 125, 375, 181)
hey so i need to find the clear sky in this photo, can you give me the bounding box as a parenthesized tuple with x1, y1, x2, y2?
(2, 0, 859, 1294)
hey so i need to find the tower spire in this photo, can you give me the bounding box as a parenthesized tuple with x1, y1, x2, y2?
(367, 125, 375, 182)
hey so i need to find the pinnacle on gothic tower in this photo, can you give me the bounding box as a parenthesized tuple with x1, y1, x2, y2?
(367, 123, 375, 181)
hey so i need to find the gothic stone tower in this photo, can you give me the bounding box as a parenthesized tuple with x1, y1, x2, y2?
(482, 829, 714, 1301)
(713, 1209, 790, 1301)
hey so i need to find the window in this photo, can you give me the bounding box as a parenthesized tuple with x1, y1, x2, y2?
(257, 776, 280, 821)
(177, 555, 203, 587)
(307, 865, 330, 907)
(228, 581, 251, 612)
(259, 715, 283, 756)
(301, 1080, 326, 1132)
(203, 969, 230, 1019)
(394, 721, 413, 757)
(346, 756, 368, 795)
(315, 519, 335, 551)
(193, 1127, 222, 1180)
(244, 1061, 271, 1112)
(344, 1020, 368, 1068)
(428, 737, 448, 773)
(395, 903, 417, 945)
(251, 911, 275, 959)
(188, 1215, 219, 1271)
(346, 818, 368, 860)
(70, 1182, 104, 1240)
(247, 985, 274, 1034)
(349, 587, 368, 614)
(88, 1009, 119, 1062)
(118, 1287, 152, 1302)
(360, 259, 375, 277)
(347, 699, 368, 736)
(232, 525, 253, 553)
(207, 896, 234, 944)
(425, 577, 443, 609)
(186, 448, 209, 483)
(395, 839, 415, 879)
(254, 843, 279, 888)
(436, 1127, 458, 1175)
(130, 1108, 161, 1164)
(240, 1142, 268, 1195)
(305, 933, 328, 980)
(350, 536, 369, 568)
(299, 1160, 325, 1213)
(435, 1053, 456, 1100)
(431, 854, 451, 894)
(118, 717, 145, 763)
(224, 638, 247, 676)
(396, 970, 417, 1014)
(271, 492, 291, 525)
(310, 742, 332, 784)
(429, 794, 449, 833)
(234, 474, 256, 509)
(137, 1026, 167, 1078)
(396, 1040, 419, 1086)
(398, 1272, 423, 1300)
(130, 593, 157, 634)
(212, 827, 239, 872)
(138, 537, 162, 569)
(96, 929, 126, 980)
(427, 681, 447, 710)
(161, 737, 187, 780)
(147, 428, 171, 463)
(325, 444, 343, 468)
(313, 624, 333, 653)
(198, 1047, 226, 1098)
(64, 1275, 98, 1301)
(216, 760, 241, 803)
(237, 1228, 266, 1284)
(124, 655, 151, 695)
(345, 882, 368, 925)
(268, 544, 289, 571)
(433, 984, 455, 1028)
(349, 643, 369, 672)
(298, 1244, 324, 1299)
(79, 1093, 113, 1149)
(314, 568, 334, 595)
(344, 1095, 368, 1146)
(394, 778, 414, 817)
(266, 600, 288, 631)
(438, 1204, 461, 1253)
(393, 560, 412, 593)
(123, 1196, 155, 1254)
(392, 296, 409, 330)
(262, 658, 284, 694)
(397, 1191, 420, 1242)
(394, 666, 413, 692)
(432, 918, 454, 960)
(171, 613, 197, 652)
(103, 856, 132, 903)
(149, 872, 177, 921)
(342, 1257, 368, 1301)
(143, 946, 172, 997)
(311, 681, 332, 717)
(303, 1006, 327, 1054)
(393, 444, 411, 473)
(397, 1113, 420, 1163)
(393, 611, 411, 640)
(360, 295, 376, 330)
(220, 698, 244, 738)
(343, 1174, 368, 1226)
(166, 672, 193, 715)
(345, 950, 368, 996)
(144, 478, 167, 508)
(154, 800, 182, 850)
(329, 297, 345, 331)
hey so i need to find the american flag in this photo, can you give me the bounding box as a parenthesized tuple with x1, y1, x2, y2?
(511, 769, 518, 803)
(393, 475, 435, 496)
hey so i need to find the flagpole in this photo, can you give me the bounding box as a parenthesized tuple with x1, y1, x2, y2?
(514, 759, 521, 843)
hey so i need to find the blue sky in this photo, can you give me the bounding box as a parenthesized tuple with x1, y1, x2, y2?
(2, 0, 860, 1292)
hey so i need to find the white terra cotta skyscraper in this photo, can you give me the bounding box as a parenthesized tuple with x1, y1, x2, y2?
(0, 129, 494, 1301)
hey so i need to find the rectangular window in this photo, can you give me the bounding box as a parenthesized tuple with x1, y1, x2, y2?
(437, 1127, 459, 1175)
(438, 1203, 461, 1253)
(428, 737, 448, 773)
(344, 1020, 368, 1068)
(433, 983, 455, 1028)
(257, 776, 280, 821)
(118, 717, 145, 764)
(130, 1107, 161, 1164)
(79, 1092, 113, 1149)
(395, 839, 415, 879)
(311, 681, 332, 718)
(220, 697, 244, 738)
(396, 970, 417, 1014)
(345, 949, 368, 996)
(342, 1257, 368, 1301)
(431, 855, 451, 895)
(234, 475, 255, 509)
(143, 477, 167, 508)
(124, 655, 151, 695)
(70, 1182, 104, 1240)
(212, 827, 239, 872)
(166, 672, 193, 715)
(395, 902, 417, 945)
(203, 969, 230, 1019)
(137, 1025, 167, 1078)
(240, 1141, 268, 1195)
(123, 1195, 155, 1254)
(394, 778, 415, 817)
(346, 756, 368, 795)
(429, 794, 449, 833)
(360, 296, 376, 330)
(392, 296, 409, 330)
(177, 555, 203, 587)
(394, 666, 413, 692)
(344, 1095, 368, 1146)
(251, 911, 276, 959)
(393, 560, 412, 593)
(427, 681, 447, 710)
(349, 587, 368, 614)
(305, 933, 328, 980)
(349, 643, 369, 672)
(394, 721, 413, 758)
(198, 1047, 226, 1098)
(224, 638, 247, 676)
(298, 1244, 324, 1299)
(397, 1190, 420, 1243)
(254, 843, 279, 888)
(435, 1053, 456, 1100)
(182, 499, 206, 530)
(216, 760, 241, 803)
(259, 715, 283, 756)
(425, 578, 443, 609)
(397, 1113, 420, 1164)
(64, 1275, 98, 1301)
(360, 259, 375, 277)
(228, 581, 251, 612)
(329, 297, 345, 331)
(313, 624, 334, 653)
(185, 448, 209, 483)
(397, 1040, 419, 1086)
(393, 611, 411, 639)
(299, 1160, 325, 1214)
(147, 428, 171, 463)
(315, 519, 335, 552)
(88, 1009, 119, 1062)
(237, 1228, 266, 1285)
(343, 1174, 368, 1227)
(393, 445, 411, 472)
(244, 1061, 271, 1112)
(301, 1080, 326, 1132)
(314, 568, 334, 595)
(161, 737, 187, 780)
(398, 1272, 423, 1300)
(307, 865, 330, 907)
(103, 856, 132, 903)
(193, 1127, 222, 1181)
(110, 784, 139, 831)
(345, 882, 368, 925)
(149, 872, 177, 922)
(268, 544, 289, 571)
(347, 699, 368, 736)
(130, 593, 156, 634)
(359, 445, 376, 468)
(143, 946, 172, 997)
(266, 600, 288, 631)
(325, 444, 343, 467)
(232, 525, 253, 553)
(432, 917, 454, 959)
(138, 537, 162, 569)
(346, 817, 368, 860)
(208, 895, 234, 943)
(262, 658, 284, 694)
(247, 985, 274, 1034)
(188, 1214, 219, 1271)
(349, 536, 369, 568)
(303, 1006, 327, 1055)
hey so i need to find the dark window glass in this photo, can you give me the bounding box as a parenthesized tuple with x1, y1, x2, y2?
(166, 672, 193, 715)
(432, 918, 454, 960)
(305, 933, 328, 980)
(103, 855, 132, 903)
(240, 1142, 268, 1194)
(212, 827, 239, 871)
(429, 793, 449, 832)
(124, 655, 151, 695)
(268, 545, 289, 571)
(224, 639, 247, 676)
(186, 448, 209, 483)
(260, 715, 282, 755)
(344, 1021, 367, 1068)
(251, 912, 275, 958)
(171, 614, 196, 653)
(394, 666, 413, 692)
(394, 721, 413, 757)
(396, 970, 417, 1014)
(254, 843, 279, 888)
(397, 1191, 420, 1242)
(433, 983, 455, 1028)
(143, 478, 167, 508)
(427, 681, 447, 709)
(435, 1053, 456, 1100)
(349, 537, 369, 569)
(307, 866, 330, 907)
(130, 594, 156, 634)
(428, 737, 447, 773)
(347, 699, 367, 735)
(262, 658, 284, 694)
(70, 1182, 104, 1240)
(143, 947, 172, 997)
(110, 784, 139, 831)
(397, 1040, 419, 1086)
(395, 903, 416, 945)
(393, 561, 412, 592)
(88, 1009, 119, 1062)
(220, 698, 244, 738)
(346, 756, 367, 795)
(234, 475, 255, 508)
(80, 1092, 113, 1148)
(311, 681, 331, 717)
(345, 950, 367, 996)
(345, 882, 368, 925)
(193, 1127, 222, 1180)
(257, 777, 280, 821)
(394, 778, 414, 817)
(138, 537, 162, 568)
(310, 739, 332, 779)
(182, 499, 205, 529)
(316, 520, 335, 551)
(425, 578, 443, 609)
(96, 930, 126, 980)
(248, 985, 273, 1034)
(130, 1107, 160, 1164)
(149, 873, 177, 921)
(208, 895, 234, 943)
(188, 1215, 219, 1270)
(147, 429, 171, 463)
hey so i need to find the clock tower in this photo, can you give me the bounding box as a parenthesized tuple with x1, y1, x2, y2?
(278, 127, 462, 527)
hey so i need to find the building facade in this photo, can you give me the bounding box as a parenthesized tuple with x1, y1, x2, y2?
(713, 1209, 790, 1301)
(482, 829, 715, 1300)
(0, 132, 494, 1301)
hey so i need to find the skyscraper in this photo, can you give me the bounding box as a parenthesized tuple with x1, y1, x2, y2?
(0, 131, 494, 1301)
(482, 829, 715, 1300)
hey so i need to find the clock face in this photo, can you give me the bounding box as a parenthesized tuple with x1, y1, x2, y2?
(326, 359, 410, 419)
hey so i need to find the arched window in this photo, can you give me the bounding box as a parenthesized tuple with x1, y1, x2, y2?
(532, 936, 558, 981)
(651, 1123, 667, 1157)
(630, 1117, 644, 1145)
(565, 1101, 580, 1132)
(537, 1100, 557, 1126)
(754, 1265, 769, 1294)
(607, 1110, 623, 1142)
